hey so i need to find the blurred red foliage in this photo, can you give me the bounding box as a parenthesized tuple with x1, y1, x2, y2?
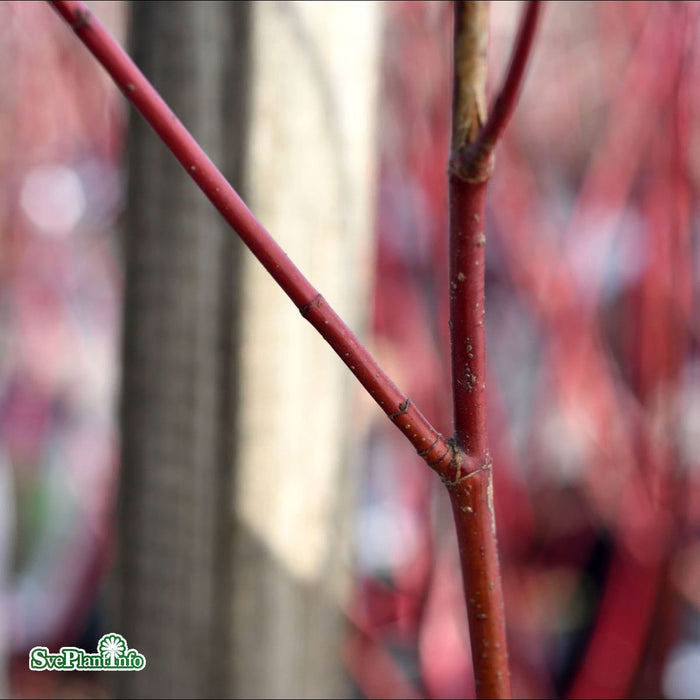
(349, 2, 700, 698)
(0, 2, 123, 697)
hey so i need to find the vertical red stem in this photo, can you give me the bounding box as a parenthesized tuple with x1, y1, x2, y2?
(446, 2, 511, 693)
(450, 179, 489, 457)
(446, 2, 541, 697)
(447, 159, 511, 700)
(45, 1, 542, 696)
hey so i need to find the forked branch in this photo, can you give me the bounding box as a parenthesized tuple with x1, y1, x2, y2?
(47, 2, 542, 698)
(450, 0, 542, 183)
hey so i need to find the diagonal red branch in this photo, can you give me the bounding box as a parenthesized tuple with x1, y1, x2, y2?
(46, 0, 454, 474)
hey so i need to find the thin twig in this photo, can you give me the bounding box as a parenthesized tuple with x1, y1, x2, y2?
(46, 0, 454, 473)
(478, 1, 542, 149)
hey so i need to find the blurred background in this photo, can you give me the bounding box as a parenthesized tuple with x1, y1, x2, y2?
(2, 1, 700, 698)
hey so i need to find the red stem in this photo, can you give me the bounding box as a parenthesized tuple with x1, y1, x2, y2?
(47, 2, 542, 697)
(449, 178, 489, 457)
(447, 3, 541, 697)
(46, 0, 453, 473)
(477, 1, 541, 149)
(447, 175, 511, 700)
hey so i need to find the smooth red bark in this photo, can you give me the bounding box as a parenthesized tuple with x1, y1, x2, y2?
(47, 0, 453, 473)
(447, 176, 509, 698)
(447, 3, 541, 697)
